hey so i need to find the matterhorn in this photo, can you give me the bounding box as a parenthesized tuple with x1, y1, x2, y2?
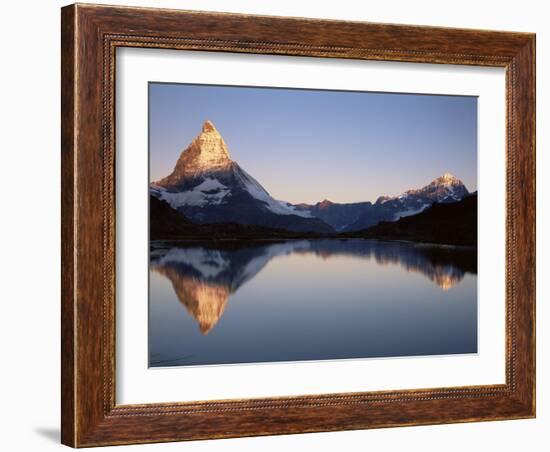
(151, 121, 334, 233)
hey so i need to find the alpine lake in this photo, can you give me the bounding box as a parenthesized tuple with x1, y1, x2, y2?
(149, 238, 477, 367)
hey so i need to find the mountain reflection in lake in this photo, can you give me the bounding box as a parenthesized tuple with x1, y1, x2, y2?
(149, 239, 477, 367)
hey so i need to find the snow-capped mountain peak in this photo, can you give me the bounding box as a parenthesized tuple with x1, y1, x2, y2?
(398, 173, 469, 203)
(431, 172, 462, 187)
(153, 120, 232, 190)
(194, 120, 231, 161)
(183, 119, 231, 168)
(150, 121, 335, 233)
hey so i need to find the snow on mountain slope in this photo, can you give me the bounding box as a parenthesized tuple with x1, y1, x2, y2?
(152, 177, 231, 208)
(344, 173, 470, 231)
(233, 165, 312, 218)
(380, 173, 469, 205)
(392, 203, 432, 221)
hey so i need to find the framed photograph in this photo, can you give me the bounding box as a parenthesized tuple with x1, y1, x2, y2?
(61, 3, 536, 447)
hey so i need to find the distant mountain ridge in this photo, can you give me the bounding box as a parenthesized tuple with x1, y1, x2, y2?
(293, 200, 373, 232)
(294, 173, 470, 232)
(151, 120, 471, 234)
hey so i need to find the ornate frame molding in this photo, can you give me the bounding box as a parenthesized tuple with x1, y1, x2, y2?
(62, 4, 535, 447)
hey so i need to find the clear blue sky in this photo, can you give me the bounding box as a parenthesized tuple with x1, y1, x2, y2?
(149, 83, 477, 204)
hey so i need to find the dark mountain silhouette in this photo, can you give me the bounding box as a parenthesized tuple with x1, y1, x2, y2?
(150, 195, 327, 241)
(151, 190, 477, 247)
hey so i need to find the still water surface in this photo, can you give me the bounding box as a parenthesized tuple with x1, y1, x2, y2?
(149, 239, 477, 367)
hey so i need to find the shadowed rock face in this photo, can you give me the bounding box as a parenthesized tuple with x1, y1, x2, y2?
(151, 239, 476, 334)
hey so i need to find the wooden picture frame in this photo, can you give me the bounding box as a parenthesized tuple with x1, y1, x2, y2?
(61, 3, 535, 447)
